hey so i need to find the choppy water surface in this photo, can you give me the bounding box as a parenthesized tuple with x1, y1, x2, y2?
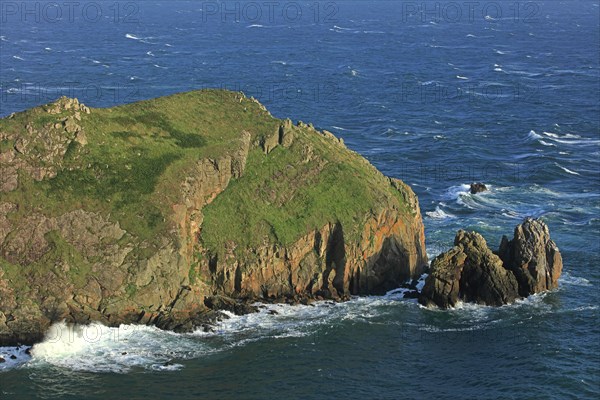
(1, 1, 599, 399)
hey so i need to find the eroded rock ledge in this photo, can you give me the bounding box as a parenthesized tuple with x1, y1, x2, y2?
(419, 218, 562, 308)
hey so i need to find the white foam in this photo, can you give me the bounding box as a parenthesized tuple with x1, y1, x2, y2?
(426, 206, 456, 220)
(29, 321, 209, 373)
(443, 184, 471, 201)
(456, 75, 469, 80)
(560, 272, 592, 287)
(0, 345, 31, 371)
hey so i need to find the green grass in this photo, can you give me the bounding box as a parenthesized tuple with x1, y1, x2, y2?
(1, 89, 279, 242)
(1, 89, 408, 257)
(201, 124, 404, 254)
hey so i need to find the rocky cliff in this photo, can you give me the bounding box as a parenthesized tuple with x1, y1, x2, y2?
(0, 90, 427, 344)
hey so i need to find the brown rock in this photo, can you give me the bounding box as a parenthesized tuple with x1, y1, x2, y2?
(419, 230, 519, 308)
(498, 218, 563, 297)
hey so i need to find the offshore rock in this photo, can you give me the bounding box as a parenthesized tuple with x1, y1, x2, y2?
(498, 218, 563, 297)
(419, 218, 562, 308)
(470, 183, 487, 194)
(419, 230, 519, 308)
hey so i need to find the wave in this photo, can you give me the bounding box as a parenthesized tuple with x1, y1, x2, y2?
(28, 321, 205, 373)
(560, 272, 593, 287)
(426, 206, 456, 220)
(247, 24, 264, 28)
(555, 162, 580, 176)
(456, 75, 469, 80)
(12, 55, 24, 61)
(527, 130, 542, 140)
(2, 288, 425, 373)
(442, 184, 471, 201)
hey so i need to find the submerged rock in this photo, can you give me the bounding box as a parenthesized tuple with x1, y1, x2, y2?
(419, 218, 561, 308)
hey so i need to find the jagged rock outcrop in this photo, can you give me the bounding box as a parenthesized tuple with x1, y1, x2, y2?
(0, 90, 427, 344)
(498, 218, 563, 297)
(419, 218, 562, 308)
(419, 230, 519, 308)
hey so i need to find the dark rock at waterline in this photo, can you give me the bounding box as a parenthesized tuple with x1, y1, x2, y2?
(470, 182, 488, 194)
(9, 354, 16, 359)
(419, 218, 562, 308)
(403, 290, 420, 299)
(419, 230, 519, 308)
(0, 357, 5, 363)
(498, 218, 563, 297)
(204, 295, 259, 315)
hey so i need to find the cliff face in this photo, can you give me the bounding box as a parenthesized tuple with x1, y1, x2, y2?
(0, 91, 427, 344)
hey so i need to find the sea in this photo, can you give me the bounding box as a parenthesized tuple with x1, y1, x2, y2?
(0, 1, 599, 399)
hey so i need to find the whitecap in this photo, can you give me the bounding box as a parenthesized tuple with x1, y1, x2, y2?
(538, 140, 556, 147)
(456, 75, 469, 80)
(426, 206, 456, 220)
(125, 33, 141, 40)
(146, 51, 155, 56)
(555, 163, 580, 175)
(466, 34, 476, 38)
(331, 126, 347, 131)
(527, 130, 542, 140)
(443, 184, 471, 201)
(247, 24, 264, 28)
(12, 55, 24, 61)
(271, 60, 287, 65)
(153, 64, 168, 69)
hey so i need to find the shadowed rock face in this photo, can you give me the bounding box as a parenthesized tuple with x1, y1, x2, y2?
(0, 91, 428, 345)
(419, 218, 562, 309)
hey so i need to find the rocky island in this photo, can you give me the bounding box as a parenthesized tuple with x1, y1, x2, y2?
(0, 90, 428, 345)
(419, 218, 563, 308)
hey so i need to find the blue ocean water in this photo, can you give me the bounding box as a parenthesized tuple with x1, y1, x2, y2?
(1, 1, 599, 399)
